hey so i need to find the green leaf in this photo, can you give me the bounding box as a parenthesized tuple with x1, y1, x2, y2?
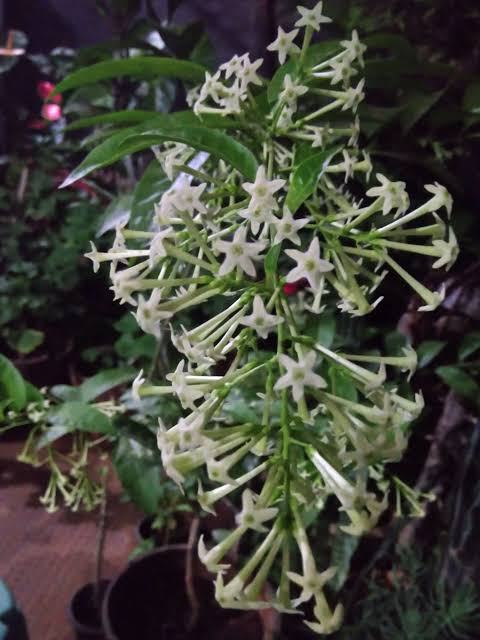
(36, 425, 71, 450)
(416, 340, 446, 368)
(79, 367, 137, 403)
(0, 354, 27, 411)
(268, 41, 341, 103)
(96, 194, 133, 236)
(328, 366, 358, 402)
(54, 57, 206, 94)
(286, 147, 340, 213)
(436, 366, 480, 405)
(113, 436, 163, 513)
(464, 81, 480, 113)
(400, 88, 447, 134)
(25, 382, 43, 403)
(60, 112, 240, 187)
(118, 127, 258, 181)
(314, 311, 336, 349)
(66, 110, 159, 131)
(459, 332, 480, 361)
(130, 161, 170, 231)
(48, 401, 114, 435)
(14, 329, 45, 355)
(330, 528, 360, 592)
(49, 385, 82, 402)
(264, 243, 282, 287)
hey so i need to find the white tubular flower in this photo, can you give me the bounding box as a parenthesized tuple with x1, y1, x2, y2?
(198, 526, 245, 573)
(240, 295, 283, 339)
(274, 350, 327, 401)
(432, 228, 459, 270)
(242, 165, 285, 211)
(348, 116, 361, 147)
(341, 30, 367, 67)
(329, 57, 358, 86)
(305, 598, 344, 635)
(173, 182, 207, 215)
(267, 27, 300, 64)
(135, 290, 172, 337)
(239, 203, 276, 235)
(273, 206, 309, 246)
(279, 74, 308, 108)
(166, 360, 205, 410)
(418, 283, 446, 312)
(149, 227, 174, 267)
(342, 78, 365, 112)
(277, 104, 295, 129)
(85, 242, 102, 273)
(288, 566, 338, 606)
(238, 55, 263, 91)
(214, 574, 245, 607)
(220, 54, 244, 79)
(366, 173, 410, 216)
(295, 2, 332, 31)
(235, 489, 278, 532)
(285, 237, 334, 292)
(424, 182, 453, 218)
(176, 413, 205, 449)
(131, 370, 145, 401)
(216, 226, 266, 277)
(340, 150, 355, 183)
(305, 125, 328, 149)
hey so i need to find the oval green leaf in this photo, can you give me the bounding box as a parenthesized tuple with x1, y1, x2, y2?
(66, 110, 159, 131)
(60, 112, 239, 187)
(54, 57, 206, 94)
(286, 147, 340, 213)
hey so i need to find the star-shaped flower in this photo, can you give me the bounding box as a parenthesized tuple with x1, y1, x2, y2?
(238, 55, 263, 91)
(166, 359, 204, 410)
(149, 227, 174, 268)
(267, 27, 300, 65)
(239, 203, 276, 235)
(287, 566, 337, 605)
(432, 228, 458, 270)
(240, 295, 283, 339)
(274, 349, 327, 401)
(135, 290, 172, 337)
(340, 30, 367, 67)
(242, 165, 285, 211)
(285, 237, 334, 292)
(273, 206, 309, 246)
(366, 173, 410, 215)
(216, 226, 266, 277)
(329, 57, 357, 86)
(235, 489, 278, 532)
(305, 599, 344, 635)
(280, 74, 309, 108)
(132, 369, 145, 401)
(424, 182, 453, 218)
(295, 2, 332, 31)
(342, 79, 365, 113)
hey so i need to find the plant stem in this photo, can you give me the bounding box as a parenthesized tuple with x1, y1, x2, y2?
(185, 516, 200, 632)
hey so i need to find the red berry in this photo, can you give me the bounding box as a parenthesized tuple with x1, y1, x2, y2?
(37, 81, 55, 99)
(283, 278, 309, 296)
(27, 118, 47, 130)
(41, 103, 62, 121)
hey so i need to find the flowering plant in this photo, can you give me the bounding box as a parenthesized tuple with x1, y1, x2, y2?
(80, 2, 457, 634)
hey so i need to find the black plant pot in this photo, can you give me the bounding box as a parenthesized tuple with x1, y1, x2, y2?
(68, 580, 110, 640)
(102, 548, 277, 640)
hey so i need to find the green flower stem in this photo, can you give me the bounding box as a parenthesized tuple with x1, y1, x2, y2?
(123, 229, 155, 239)
(299, 25, 314, 68)
(174, 163, 224, 188)
(296, 99, 344, 125)
(342, 200, 382, 231)
(382, 222, 444, 238)
(156, 285, 223, 312)
(133, 276, 211, 290)
(375, 199, 437, 235)
(177, 210, 219, 266)
(311, 51, 345, 72)
(312, 341, 382, 386)
(378, 238, 443, 257)
(139, 385, 175, 396)
(382, 253, 438, 305)
(164, 241, 218, 273)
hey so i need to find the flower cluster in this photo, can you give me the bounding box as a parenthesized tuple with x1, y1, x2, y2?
(86, 2, 456, 634)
